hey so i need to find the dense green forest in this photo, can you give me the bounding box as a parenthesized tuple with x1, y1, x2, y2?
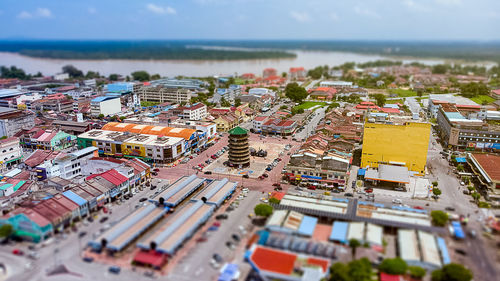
(1, 40, 499, 62)
(0, 40, 296, 60)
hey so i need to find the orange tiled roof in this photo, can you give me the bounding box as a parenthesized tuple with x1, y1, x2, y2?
(101, 122, 196, 140)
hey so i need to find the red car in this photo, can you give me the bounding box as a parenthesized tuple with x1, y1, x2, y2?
(153, 168, 160, 172)
(307, 186, 316, 190)
(258, 176, 265, 180)
(12, 249, 24, 256)
(212, 222, 221, 227)
(365, 189, 373, 193)
(272, 183, 281, 187)
(413, 206, 424, 210)
(196, 237, 207, 242)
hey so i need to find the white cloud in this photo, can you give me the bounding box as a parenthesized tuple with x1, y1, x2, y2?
(403, 0, 429, 12)
(290, 11, 310, 22)
(18, 8, 53, 19)
(354, 6, 381, 19)
(330, 12, 339, 22)
(88, 7, 97, 14)
(17, 11, 32, 19)
(36, 8, 52, 18)
(146, 3, 177, 15)
(435, 0, 462, 6)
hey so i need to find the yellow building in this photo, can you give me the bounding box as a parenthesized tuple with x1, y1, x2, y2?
(361, 122, 431, 173)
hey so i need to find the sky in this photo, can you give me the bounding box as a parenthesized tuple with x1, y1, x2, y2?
(1, 0, 499, 41)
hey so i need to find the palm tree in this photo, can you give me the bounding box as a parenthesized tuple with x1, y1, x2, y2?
(349, 238, 361, 260)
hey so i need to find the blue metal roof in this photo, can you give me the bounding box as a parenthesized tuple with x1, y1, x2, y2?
(62, 190, 87, 206)
(455, 157, 466, 163)
(358, 168, 366, 176)
(297, 216, 317, 236)
(218, 264, 239, 281)
(436, 237, 451, 264)
(329, 221, 348, 243)
(91, 96, 118, 102)
(451, 221, 465, 239)
(445, 112, 466, 120)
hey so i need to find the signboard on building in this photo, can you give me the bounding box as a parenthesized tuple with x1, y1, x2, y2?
(449, 128, 460, 146)
(77, 113, 84, 123)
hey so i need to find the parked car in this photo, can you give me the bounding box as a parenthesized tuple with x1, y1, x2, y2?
(243, 174, 249, 179)
(139, 197, 147, 202)
(455, 248, 467, 256)
(344, 193, 353, 197)
(216, 214, 228, 220)
(445, 206, 456, 212)
(12, 249, 24, 256)
(82, 256, 94, 263)
(392, 199, 403, 204)
(153, 168, 160, 172)
(212, 221, 221, 227)
(99, 217, 108, 223)
(109, 266, 121, 274)
(78, 231, 87, 238)
(204, 171, 212, 175)
(231, 234, 241, 242)
(365, 188, 373, 193)
(272, 183, 281, 187)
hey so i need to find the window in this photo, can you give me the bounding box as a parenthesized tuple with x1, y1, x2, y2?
(2, 150, 5, 153)
(127, 145, 132, 149)
(134, 146, 140, 150)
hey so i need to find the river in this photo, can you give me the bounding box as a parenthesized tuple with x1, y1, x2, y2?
(0, 50, 445, 77)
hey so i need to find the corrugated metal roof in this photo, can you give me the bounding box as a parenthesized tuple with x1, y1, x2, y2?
(62, 190, 87, 206)
(329, 221, 348, 242)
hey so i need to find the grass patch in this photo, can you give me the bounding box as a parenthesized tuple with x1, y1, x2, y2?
(293, 101, 327, 111)
(140, 101, 160, 107)
(386, 99, 404, 104)
(388, 89, 417, 97)
(234, 78, 254, 85)
(470, 95, 495, 105)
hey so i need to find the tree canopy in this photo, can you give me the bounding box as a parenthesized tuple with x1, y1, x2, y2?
(378, 258, 408, 275)
(349, 238, 361, 259)
(408, 266, 426, 279)
(431, 263, 472, 281)
(430, 210, 448, 226)
(254, 204, 273, 217)
(372, 94, 386, 107)
(131, 71, 150, 82)
(328, 258, 372, 281)
(0, 224, 13, 238)
(0, 65, 28, 80)
(459, 82, 489, 98)
(433, 187, 442, 197)
(285, 83, 308, 103)
(62, 65, 83, 78)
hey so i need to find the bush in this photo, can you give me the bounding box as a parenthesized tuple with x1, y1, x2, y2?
(432, 181, 438, 186)
(431, 210, 448, 226)
(378, 257, 408, 275)
(478, 201, 491, 208)
(254, 204, 273, 217)
(408, 266, 426, 279)
(431, 263, 472, 281)
(268, 197, 280, 204)
(0, 224, 13, 238)
(433, 188, 442, 197)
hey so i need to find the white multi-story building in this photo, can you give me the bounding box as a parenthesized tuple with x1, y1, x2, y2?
(252, 116, 268, 133)
(176, 103, 207, 120)
(139, 86, 192, 103)
(0, 137, 22, 171)
(90, 96, 122, 117)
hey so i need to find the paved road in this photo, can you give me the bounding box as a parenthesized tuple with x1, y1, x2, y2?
(166, 191, 260, 281)
(294, 106, 326, 141)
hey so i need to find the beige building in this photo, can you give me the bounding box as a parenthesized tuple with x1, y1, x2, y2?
(139, 86, 192, 103)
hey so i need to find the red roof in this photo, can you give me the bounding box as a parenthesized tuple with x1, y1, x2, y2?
(472, 153, 500, 182)
(86, 169, 128, 185)
(250, 246, 296, 275)
(270, 191, 285, 200)
(381, 108, 401, 114)
(290, 67, 305, 72)
(254, 116, 268, 122)
(380, 272, 403, 281)
(8, 207, 51, 228)
(133, 250, 167, 268)
(491, 89, 500, 96)
(306, 257, 329, 272)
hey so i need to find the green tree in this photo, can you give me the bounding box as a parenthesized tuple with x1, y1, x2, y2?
(119, 116, 126, 121)
(234, 98, 242, 107)
(98, 114, 105, 119)
(408, 266, 426, 279)
(109, 74, 119, 81)
(285, 83, 308, 103)
(373, 94, 386, 107)
(432, 181, 438, 187)
(280, 105, 288, 110)
(433, 187, 442, 197)
(151, 73, 161, 80)
(254, 204, 273, 217)
(348, 258, 372, 281)
(268, 197, 280, 204)
(85, 71, 100, 79)
(349, 238, 361, 259)
(456, 164, 464, 172)
(459, 82, 489, 98)
(471, 192, 481, 204)
(62, 65, 83, 78)
(220, 97, 231, 107)
(328, 262, 350, 281)
(281, 72, 287, 78)
(430, 210, 448, 226)
(432, 64, 449, 74)
(431, 263, 472, 281)
(378, 258, 408, 275)
(0, 65, 28, 79)
(0, 224, 13, 238)
(131, 70, 150, 81)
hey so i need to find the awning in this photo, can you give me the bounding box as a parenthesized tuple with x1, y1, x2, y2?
(358, 168, 366, 176)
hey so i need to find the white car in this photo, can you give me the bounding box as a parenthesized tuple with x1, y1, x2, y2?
(392, 199, 403, 204)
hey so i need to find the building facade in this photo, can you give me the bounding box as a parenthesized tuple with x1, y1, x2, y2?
(0, 137, 22, 170)
(90, 96, 122, 117)
(0, 107, 35, 137)
(228, 127, 250, 167)
(139, 86, 192, 104)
